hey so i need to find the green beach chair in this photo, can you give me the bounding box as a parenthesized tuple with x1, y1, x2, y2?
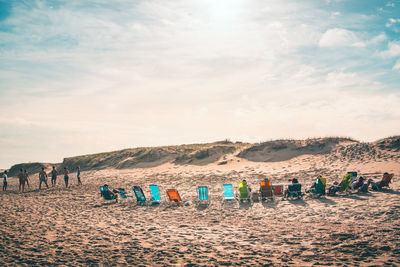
(339, 174, 352, 192)
(238, 181, 250, 202)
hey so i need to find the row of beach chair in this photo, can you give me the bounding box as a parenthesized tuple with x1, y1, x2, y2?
(100, 172, 394, 203)
(100, 181, 274, 204)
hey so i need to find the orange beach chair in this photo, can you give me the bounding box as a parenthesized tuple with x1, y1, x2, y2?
(260, 180, 273, 200)
(376, 173, 394, 189)
(166, 189, 182, 203)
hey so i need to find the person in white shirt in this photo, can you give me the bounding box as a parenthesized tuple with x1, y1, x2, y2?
(3, 170, 7, 191)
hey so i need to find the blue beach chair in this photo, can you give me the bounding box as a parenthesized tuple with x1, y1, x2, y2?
(198, 186, 209, 201)
(133, 186, 147, 205)
(118, 188, 133, 200)
(149, 184, 162, 204)
(100, 185, 117, 201)
(286, 183, 303, 200)
(222, 184, 235, 203)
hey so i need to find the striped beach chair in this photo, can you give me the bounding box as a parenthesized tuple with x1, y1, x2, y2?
(198, 186, 209, 201)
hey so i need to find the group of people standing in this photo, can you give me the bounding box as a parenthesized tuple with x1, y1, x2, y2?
(2, 166, 82, 192)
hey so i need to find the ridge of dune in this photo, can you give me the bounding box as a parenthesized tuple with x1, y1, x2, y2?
(6, 136, 400, 177)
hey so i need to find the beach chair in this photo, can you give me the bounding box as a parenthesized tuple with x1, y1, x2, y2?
(238, 181, 250, 202)
(100, 185, 105, 196)
(286, 183, 303, 199)
(198, 186, 209, 201)
(339, 174, 352, 192)
(149, 184, 162, 204)
(373, 173, 394, 190)
(118, 188, 133, 200)
(222, 184, 235, 203)
(166, 189, 182, 204)
(347, 171, 358, 185)
(260, 180, 273, 200)
(100, 185, 117, 201)
(132, 186, 147, 205)
(309, 177, 325, 198)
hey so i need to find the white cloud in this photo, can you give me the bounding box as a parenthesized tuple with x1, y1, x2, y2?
(369, 33, 387, 44)
(381, 41, 400, 57)
(318, 28, 362, 48)
(386, 18, 400, 27)
(393, 59, 400, 70)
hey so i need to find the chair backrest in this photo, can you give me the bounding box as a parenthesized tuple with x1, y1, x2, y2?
(347, 172, 358, 184)
(118, 188, 129, 198)
(223, 184, 234, 199)
(339, 174, 352, 192)
(381, 173, 393, 187)
(102, 186, 114, 200)
(347, 172, 357, 178)
(238, 181, 249, 199)
(198, 186, 208, 201)
(133, 186, 146, 203)
(261, 180, 272, 187)
(260, 180, 273, 197)
(166, 189, 182, 203)
(288, 183, 301, 192)
(314, 178, 325, 194)
(149, 184, 161, 202)
(319, 176, 327, 186)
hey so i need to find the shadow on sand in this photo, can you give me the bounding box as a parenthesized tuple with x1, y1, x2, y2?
(377, 188, 400, 195)
(196, 203, 209, 211)
(342, 194, 368, 201)
(261, 200, 278, 209)
(93, 201, 117, 208)
(286, 198, 308, 206)
(315, 197, 337, 205)
(238, 200, 252, 210)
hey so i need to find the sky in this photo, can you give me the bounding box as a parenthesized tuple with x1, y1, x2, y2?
(0, 0, 400, 168)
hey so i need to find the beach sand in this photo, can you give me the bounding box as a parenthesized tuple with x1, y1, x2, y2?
(1, 155, 399, 266)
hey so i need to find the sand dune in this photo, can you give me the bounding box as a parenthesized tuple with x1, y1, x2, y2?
(1, 153, 399, 265)
(7, 136, 400, 177)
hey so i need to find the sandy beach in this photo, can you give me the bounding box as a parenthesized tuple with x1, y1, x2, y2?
(1, 150, 399, 266)
(2, 0, 400, 265)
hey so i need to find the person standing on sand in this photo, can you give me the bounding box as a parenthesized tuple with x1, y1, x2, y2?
(51, 166, 58, 186)
(24, 169, 30, 188)
(18, 169, 25, 192)
(76, 166, 82, 185)
(63, 167, 69, 188)
(2, 170, 7, 191)
(39, 167, 49, 189)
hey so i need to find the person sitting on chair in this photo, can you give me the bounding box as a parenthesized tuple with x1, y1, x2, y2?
(350, 176, 366, 190)
(359, 179, 372, 193)
(284, 178, 299, 198)
(102, 184, 117, 200)
(327, 181, 339, 196)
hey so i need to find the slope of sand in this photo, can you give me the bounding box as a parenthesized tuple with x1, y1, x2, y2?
(1, 156, 399, 266)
